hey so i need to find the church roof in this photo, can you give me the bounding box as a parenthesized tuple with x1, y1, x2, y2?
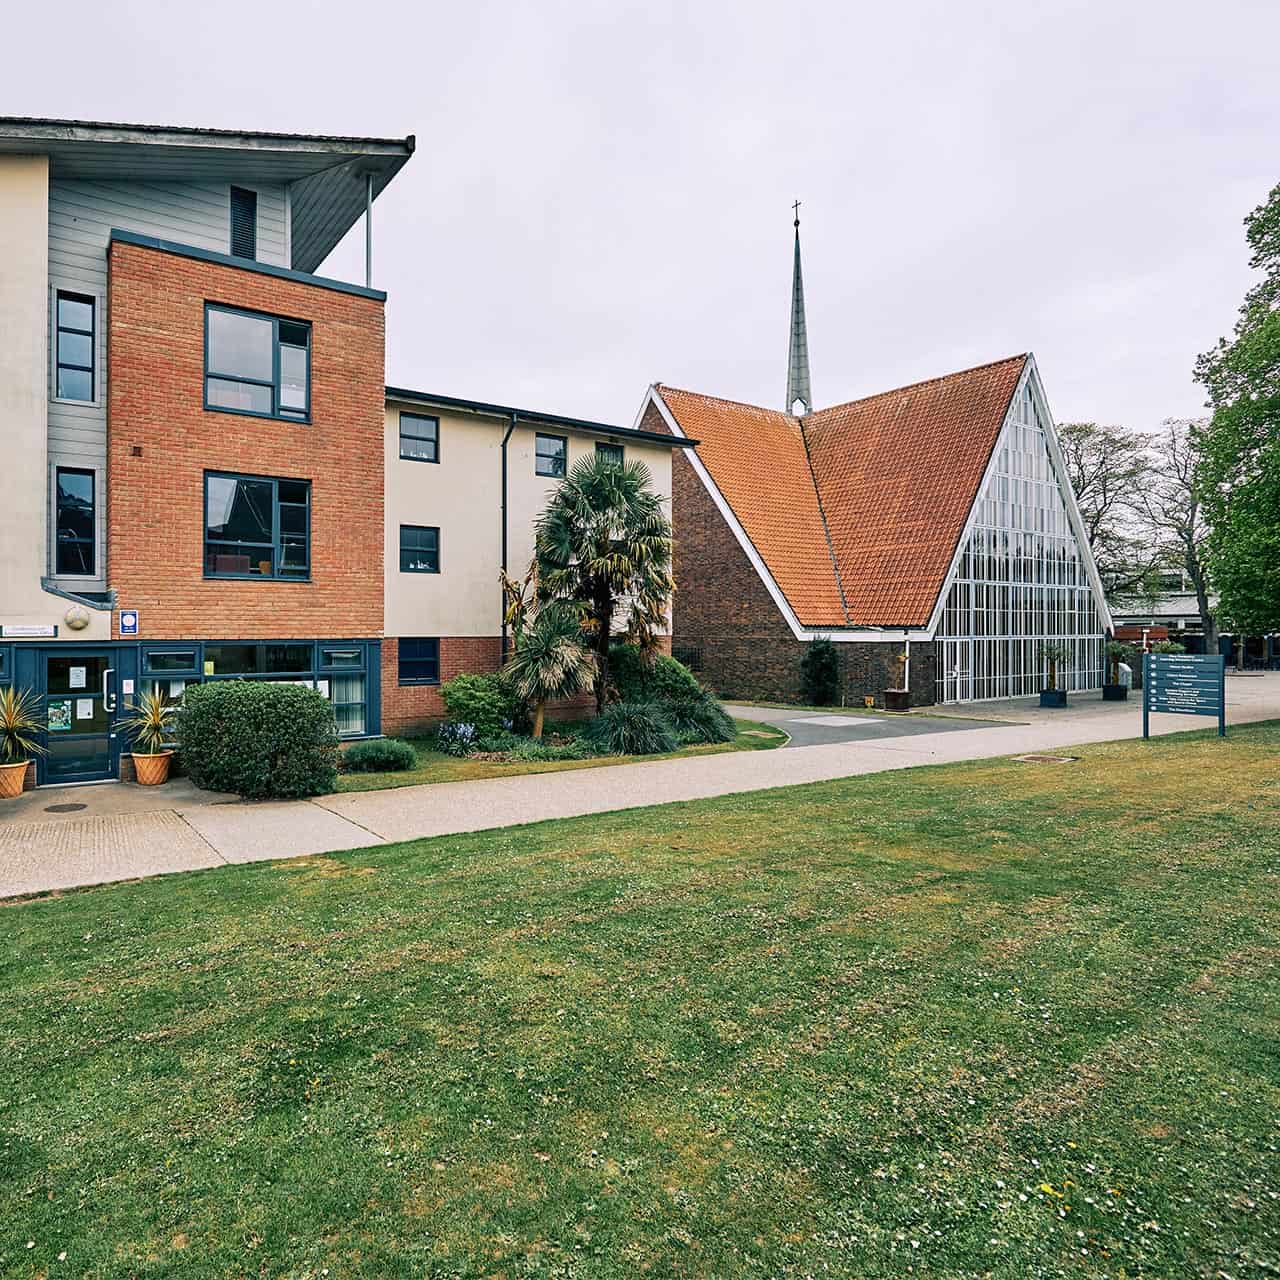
(657, 354, 1027, 629)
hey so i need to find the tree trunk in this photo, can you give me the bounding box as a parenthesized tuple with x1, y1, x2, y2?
(532, 698, 546, 739)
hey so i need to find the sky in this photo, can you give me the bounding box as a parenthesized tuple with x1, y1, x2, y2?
(7, 0, 1278, 434)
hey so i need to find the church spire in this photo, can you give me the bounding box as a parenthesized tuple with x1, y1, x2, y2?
(786, 200, 812, 417)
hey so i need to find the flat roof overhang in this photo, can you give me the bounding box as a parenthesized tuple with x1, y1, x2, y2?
(0, 116, 414, 273)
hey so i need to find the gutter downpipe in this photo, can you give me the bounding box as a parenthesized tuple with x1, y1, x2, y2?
(500, 412, 518, 661)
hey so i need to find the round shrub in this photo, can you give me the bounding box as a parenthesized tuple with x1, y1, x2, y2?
(608, 645, 703, 703)
(342, 738, 417, 773)
(440, 673, 517, 736)
(176, 681, 339, 799)
(582, 701, 678, 756)
(664, 692, 736, 744)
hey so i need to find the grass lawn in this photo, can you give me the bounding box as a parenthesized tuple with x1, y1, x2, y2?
(336, 718, 788, 793)
(2, 723, 1278, 1277)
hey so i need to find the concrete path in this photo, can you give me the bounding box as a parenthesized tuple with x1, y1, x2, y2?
(3, 675, 1277, 900)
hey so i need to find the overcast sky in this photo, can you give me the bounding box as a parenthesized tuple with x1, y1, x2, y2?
(8, 1, 1278, 433)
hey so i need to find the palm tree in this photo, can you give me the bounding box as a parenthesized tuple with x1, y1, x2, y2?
(534, 455, 674, 711)
(505, 603, 596, 738)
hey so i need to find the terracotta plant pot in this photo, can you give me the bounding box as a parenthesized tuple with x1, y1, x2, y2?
(0, 760, 30, 799)
(132, 750, 173, 786)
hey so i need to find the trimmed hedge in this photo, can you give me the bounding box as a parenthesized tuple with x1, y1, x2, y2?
(440, 673, 517, 736)
(608, 645, 703, 703)
(342, 738, 417, 773)
(176, 681, 339, 799)
(582, 701, 678, 756)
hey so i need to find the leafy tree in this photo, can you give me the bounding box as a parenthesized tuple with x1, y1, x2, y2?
(534, 455, 674, 712)
(799, 637, 840, 705)
(1194, 180, 1280, 633)
(1057, 420, 1165, 594)
(505, 603, 595, 738)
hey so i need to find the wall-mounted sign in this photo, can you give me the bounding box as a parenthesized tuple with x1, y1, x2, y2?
(119, 610, 139, 636)
(0, 624, 57, 638)
(1143, 653, 1226, 739)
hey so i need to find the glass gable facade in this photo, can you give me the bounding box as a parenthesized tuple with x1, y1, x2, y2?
(935, 380, 1105, 703)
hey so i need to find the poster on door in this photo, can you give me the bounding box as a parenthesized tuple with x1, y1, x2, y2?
(69, 666, 87, 690)
(48, 701, 72, 732)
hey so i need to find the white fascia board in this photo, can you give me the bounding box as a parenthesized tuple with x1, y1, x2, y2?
(921, 355, 1115, 638)
(644, 386, 928, 645)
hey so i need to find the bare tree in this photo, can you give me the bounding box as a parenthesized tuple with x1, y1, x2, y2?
(1057, 421, 1166, 595)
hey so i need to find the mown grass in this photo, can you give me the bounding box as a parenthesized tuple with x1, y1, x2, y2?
(336, 718, 788, 793)
(2, 722, 1278, 1278)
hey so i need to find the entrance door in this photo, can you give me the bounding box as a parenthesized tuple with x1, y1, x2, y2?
(941, 639, 973, 703)
(43, 652, 117, 784)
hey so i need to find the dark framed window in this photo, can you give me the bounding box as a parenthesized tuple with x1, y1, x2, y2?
(0, 646, 10, 685)
(400, 524, 440, 573)
(205, 304, 310, 422)
(535, 433, 567, 478)
(204, 472, 310, 580)
(54, 467, 95, 576)
(400, 412, 439, 463)
(230, 186, 258, 260)
(399, 638, 440, 685)
(55, 291, 95, 402)
(596, 441, 624, 466)
(144, 649, 198, 674)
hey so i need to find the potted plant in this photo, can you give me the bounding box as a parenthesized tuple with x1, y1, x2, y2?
(0, 686, 45, 799)
(118, 689, 176, 785)
(884, 649, 911, 712)
(1103, 640, 1134, 701)
(1037, 642, 1072, 708)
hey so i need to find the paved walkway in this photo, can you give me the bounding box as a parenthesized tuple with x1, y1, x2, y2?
(3, 675, 1277, 900)
(725, 704, 1003, 748)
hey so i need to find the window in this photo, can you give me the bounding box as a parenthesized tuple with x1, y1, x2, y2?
(54, 467, 95, 576)
(400, 525, 440, 573)
(204, 472, 310, 579)
(205, 304, 310, 422)
(0, 647, 9, 685)
(55, 291, 94, 402)
(596, 441, 624, 466)
(399, 638, 440, 685)
(400, 412, 439, 462)
(145, 650, 197, 674)
(230, 186, 258, 260)
(535, 433, 567, 478)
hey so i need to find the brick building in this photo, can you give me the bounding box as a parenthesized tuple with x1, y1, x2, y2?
(631, 217, 1112, 708)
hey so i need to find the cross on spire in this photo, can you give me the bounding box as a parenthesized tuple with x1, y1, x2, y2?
(786, 202, 812, 416)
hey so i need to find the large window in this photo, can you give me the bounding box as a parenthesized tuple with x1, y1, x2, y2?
(535, 433, 567, 478)
(204, 472, 310, 579)
(54, 467, 95, 576)
(935, 383, 1104, 703)
(205, 304, 310, 422)
(55, 291, 95, 402)
(230, 186, 258, 260)
(398, 638, 440, 685)
(399, 525, 440, 573)
(400, 412, 439, 462)
(140, 641, 373, 736)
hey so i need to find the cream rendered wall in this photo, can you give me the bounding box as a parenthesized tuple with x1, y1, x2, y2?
(383, 404, 675, 640)
(0, 154, 110, 641)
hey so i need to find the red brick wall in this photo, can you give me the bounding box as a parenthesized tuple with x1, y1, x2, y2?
(106, 240, 385, 641)
(381, 637, 503, 735)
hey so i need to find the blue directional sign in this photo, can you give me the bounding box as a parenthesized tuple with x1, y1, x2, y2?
(1142, 653, 1225, 739)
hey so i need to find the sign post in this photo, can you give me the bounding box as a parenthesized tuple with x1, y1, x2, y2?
(1142, 652, 1226, 740)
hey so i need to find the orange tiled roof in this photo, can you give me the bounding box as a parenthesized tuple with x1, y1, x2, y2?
(658, 354, 1026, 629)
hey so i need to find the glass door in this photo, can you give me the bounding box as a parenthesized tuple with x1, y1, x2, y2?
(44, 652, 117, 784)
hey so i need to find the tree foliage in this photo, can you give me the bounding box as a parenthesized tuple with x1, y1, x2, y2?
(504, 603, 595, 738)
(1194, 180, 1280, 633)
(534, 456, 674, 711)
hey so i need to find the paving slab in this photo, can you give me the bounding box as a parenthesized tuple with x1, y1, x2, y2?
(0, 810, 220, 898)
(176, 800, 387, 864)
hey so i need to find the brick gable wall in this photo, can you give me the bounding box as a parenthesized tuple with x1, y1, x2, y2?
(647, 399, 937, 706)
(106, 240, 385, 641)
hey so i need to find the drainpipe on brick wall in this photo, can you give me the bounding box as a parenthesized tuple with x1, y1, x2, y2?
(904, 639, 911, 696)
(500, 412, 518, 661)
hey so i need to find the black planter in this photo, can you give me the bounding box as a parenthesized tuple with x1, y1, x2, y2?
(1039, 689, 1068, 709)
(883, 689, 911, 712)
(1102, 683, 1128, 701)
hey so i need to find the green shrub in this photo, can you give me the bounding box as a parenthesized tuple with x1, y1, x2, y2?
(800, 637, 840, 705)
(176, 681, 339, 799)
(434, 722, 480, 757)
(582, 701, 678, 755)
(1151, 640, 1187, 654)
(609, 645, 703, 703)
(342, 738, 417, 773)
(507, 737, 594, 762)
(664, 692, 736, 744)
(440, 672, 517, 736)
